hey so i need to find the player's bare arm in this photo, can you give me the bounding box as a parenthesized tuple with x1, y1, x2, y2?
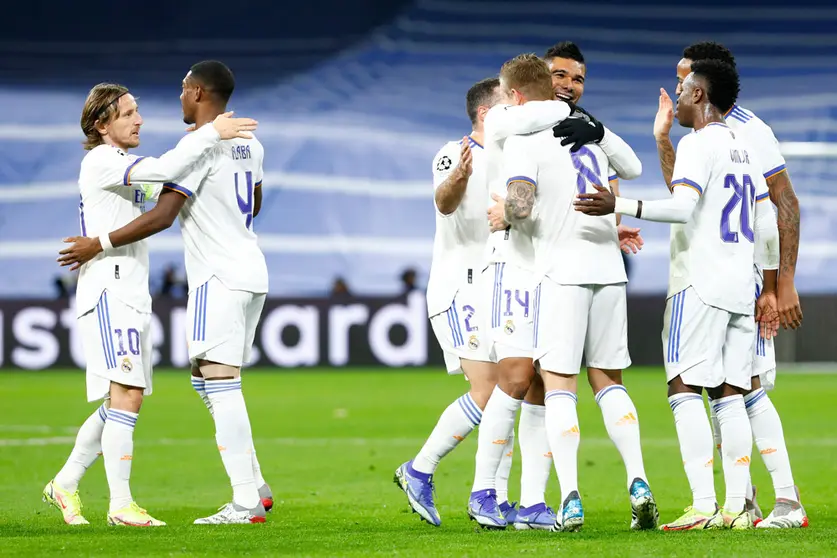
(58, 190, 186, 270)
(253, 183, 263, 218)
(653, 88, 676, 190)
(504, 179, 535, 222)
(435, 138, 472, 215)
(767, 169, 803, 329)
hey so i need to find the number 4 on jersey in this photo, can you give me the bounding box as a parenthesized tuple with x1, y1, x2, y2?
(235, 171, 254, 230)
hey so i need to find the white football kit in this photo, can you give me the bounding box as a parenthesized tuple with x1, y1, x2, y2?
(481, 101, 571, 362)
(501, 132, 630, 374)
(427, 136, 493, 373)
(76, 125, 224, 401)
(660, 123, 773, 390)
(725, 104, 784, 390)
(170, 136, 269, 368)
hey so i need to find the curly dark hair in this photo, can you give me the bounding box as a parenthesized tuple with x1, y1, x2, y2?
(683, 41, 736, 69)
(690, 59, 740, 113)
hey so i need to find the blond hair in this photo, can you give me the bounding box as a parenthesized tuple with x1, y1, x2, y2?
(499, 53, 553, 101)
(80, 83, 130, 150)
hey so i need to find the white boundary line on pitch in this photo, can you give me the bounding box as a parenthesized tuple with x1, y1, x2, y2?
(3, 435, 837, 448)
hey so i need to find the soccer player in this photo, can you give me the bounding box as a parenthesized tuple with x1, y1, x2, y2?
(653, 42, 806, 529)
(477, 49, 654, 533)
(575, 59, 780, 530)
(47, 83, 257, 526)
(58, 61, 270, 525)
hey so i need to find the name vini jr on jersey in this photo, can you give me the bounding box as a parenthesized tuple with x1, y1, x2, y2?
(730, 148, 750, 165)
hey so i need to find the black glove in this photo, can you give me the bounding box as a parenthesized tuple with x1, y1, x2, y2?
(553, 110, 605, 153)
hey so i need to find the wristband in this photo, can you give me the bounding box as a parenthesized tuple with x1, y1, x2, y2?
(613, 197, 640, 217)
(99, 233, 113, 251)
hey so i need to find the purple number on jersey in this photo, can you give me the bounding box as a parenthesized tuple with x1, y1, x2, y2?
(570, 145, 603, 195)
(235, 171, 254, 230)
(720, 174, 755, 243)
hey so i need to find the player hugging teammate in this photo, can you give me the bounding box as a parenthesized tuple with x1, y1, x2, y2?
(397, 41, 805, 533)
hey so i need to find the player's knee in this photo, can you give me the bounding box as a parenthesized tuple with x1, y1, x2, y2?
(498, 359, 535, 399)
(108, 382, 143, 413)
(199, 362, 241, 379)
(587, 367, 623, 395)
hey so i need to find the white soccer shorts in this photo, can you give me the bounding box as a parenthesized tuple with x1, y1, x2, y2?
(662, 286, 756, 390)
(484, 262, 536, 361)
(533, 280, 631, 374)
(187, 276, 266, 368)
(78, 290, 152, 402)
(429, 278, 493, 374)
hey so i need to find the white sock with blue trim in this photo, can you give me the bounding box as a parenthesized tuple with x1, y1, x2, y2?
(102, 408, 138, 512)
(745, 388, 796, 501)
(412, 393, 482, 475)
(495, 429, 514, 505)
(519, 402, 552, 508)
(192, 376, 267, 488)
(712, 394, 752, 513)
(471, 386, 521, 494)
(55, 403, 107, 492)
(545, 390, 580, 504)
(205, 378, 260, 509)
(596, 384, 647, 489)
(669, 392, 715, 513)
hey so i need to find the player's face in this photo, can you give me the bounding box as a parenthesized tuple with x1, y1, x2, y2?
(548, 57, 585, 104)
(180, 74, 198, 125)
(675, 58, 692, 96)
(103, 94, 142, 150)
(675, 73, 697, 127)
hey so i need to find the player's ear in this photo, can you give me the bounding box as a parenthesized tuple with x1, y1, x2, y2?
(477, 105, 490, 123)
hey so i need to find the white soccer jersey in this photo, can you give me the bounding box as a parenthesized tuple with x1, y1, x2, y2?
(76, 124, 223, 317)
(668, 123, 770, 315)
(169, 136, 269, 295)
(724, 104, 787, 182)
(502, 132, 627, 286)
(483, 101, 571, 271)
(426, 137, 488, 317)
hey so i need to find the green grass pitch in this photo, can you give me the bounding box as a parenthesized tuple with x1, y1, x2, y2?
(1, 368, 835, 556)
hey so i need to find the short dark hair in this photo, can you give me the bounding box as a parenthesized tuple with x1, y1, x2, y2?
(690, 59, 740, 113)
(189, 60, 235, 102)
(682, 42, 736, 69)
(544, 41, 585, 64)
(466, 77, 501, 125)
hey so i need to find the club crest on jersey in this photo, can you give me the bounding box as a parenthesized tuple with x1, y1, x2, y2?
(468, 335, 480, 350)
(121, 357, 133, 373)
(504, 320, 515, 335)
(436, 155, 452, 172)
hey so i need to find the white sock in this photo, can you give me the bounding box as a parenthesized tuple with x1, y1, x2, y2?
(413, 393, 481, 475)
(519, 403, 552, 508)
(193, 376, 267, 488)
(101, 408, 137, 512)
(668, 393, 715, 513)
(710, 397, 754, 501)
(711, 394, 752, 513)
(472, 386, 521, 494)
(206, 378, 260, 509)
(596, 385, 647, 489)
(54, 404, 107, 492)
(545, 390, 580, 504)
(745, 389, 797, 501)
(496, 430, 514, 504)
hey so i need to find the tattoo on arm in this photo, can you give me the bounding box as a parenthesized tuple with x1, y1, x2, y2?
(767, 170, 800, 278)
(656, 137, 675, 191)
(434, 171, 469, 215)
(504, 180, 535, 222)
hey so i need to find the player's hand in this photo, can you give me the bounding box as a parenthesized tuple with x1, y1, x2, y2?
(211, 111, 259, 140)
(453, 136, 473, 179)
(653, 88, 674, 140)
(755, 290, 780, 340)
(777, 280, 803, 329)
(488, 193, 509, 232)
(617, 224, 644, 254)
(57, 236, 103, 271)
(553, 113, 605, 153)
(574, 184, 616, 216)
